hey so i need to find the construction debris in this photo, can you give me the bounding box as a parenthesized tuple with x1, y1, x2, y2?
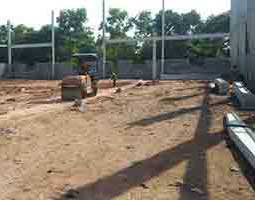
(190, 187, 205, 195)
(214, 78, 229, 95)
(230, 166, 240, 173)
(225, 112, 255, 169)
(115, 87, 122, 93)
(233, 82, 255, 109)
(135, 80, 151, 87)
(0, 128, 17, 136)
(71, 99, 86, 113)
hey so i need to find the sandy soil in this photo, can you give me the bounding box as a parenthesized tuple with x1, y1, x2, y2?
(0, 80, 134, 115)
(0, 80, 254, 200)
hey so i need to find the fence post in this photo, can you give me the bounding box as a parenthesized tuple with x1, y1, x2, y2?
(51, 10, 55, 80)
(152, 35, 157, 80)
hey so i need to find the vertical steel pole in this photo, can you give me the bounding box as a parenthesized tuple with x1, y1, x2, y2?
(102, 0, 106, 79)
(161, 0, 165, 74)
(51, 10, 55, 80)
(153, 36, 157, 81)
(7, 20, 12, 65)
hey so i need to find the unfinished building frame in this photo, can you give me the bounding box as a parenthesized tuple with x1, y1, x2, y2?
(231, 0, 255, 89)
(104, 33, 229, 80)
(0, 11, 55, 79)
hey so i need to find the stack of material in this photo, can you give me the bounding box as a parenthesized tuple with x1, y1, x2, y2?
(225, 113, 255, 169)
(233, 82, 255, 110)
(214, 78, 229, 95)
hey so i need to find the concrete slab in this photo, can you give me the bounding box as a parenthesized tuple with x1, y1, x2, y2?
(225, 113, 255, 169)
(233, 81, 255, 109)
(160, 73, 220, 80)
(214, 78, 229, 95)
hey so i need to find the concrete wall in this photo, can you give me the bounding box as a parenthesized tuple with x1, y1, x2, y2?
(1, 58, 230, 80)
(231, 0, 255, 91)
(102, 58, 230, 80)
(3, 63, 77, 80)
(0, 63, 7, 78)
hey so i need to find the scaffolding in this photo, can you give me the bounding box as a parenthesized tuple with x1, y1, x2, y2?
(101, 0, 230, 80)
(103, 33, 229, 80)
(0, 11, 55, 79)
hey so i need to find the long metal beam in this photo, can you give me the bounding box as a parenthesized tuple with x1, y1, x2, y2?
(51, 10, 55, 79)
(0, 44, 7, 48)
(161, 0, 165, 74)
(102, 0, 106, 79)
(106, 33, 230, 44)
(154, 33, 230, 41)
(11, 43, 52, 49)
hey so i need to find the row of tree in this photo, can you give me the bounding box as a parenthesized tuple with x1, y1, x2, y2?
(0, 8, 230, 64)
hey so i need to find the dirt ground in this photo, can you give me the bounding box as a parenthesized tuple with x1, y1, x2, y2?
(0, 80, 254, 200)
(0, 80, 133, 115)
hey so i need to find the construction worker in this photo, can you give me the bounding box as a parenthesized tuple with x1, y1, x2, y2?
(111, 72, 117, 88)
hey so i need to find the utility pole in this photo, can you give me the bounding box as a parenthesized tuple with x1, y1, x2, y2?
(152, 33, 157, 81)
(102, 0, 106, 79)
(161, 0, 165, 74)
(51, 10, 55, 80)
(7, 20, 12, 65)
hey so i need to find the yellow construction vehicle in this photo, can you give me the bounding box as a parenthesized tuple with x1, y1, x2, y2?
(61, 53, 99, 101)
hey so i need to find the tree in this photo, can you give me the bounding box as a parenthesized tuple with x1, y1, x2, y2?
(56, 8, 95, 58)
(0, 25, 7, 44)
(101, 8, 136, 69)
(197, 12, 230, 34)
(153, 10, 202, 59)
(57, 8, 88, 35)
(132, 11, 154, 39)
(190, 12, 230, 58)
(13, 25, 34, 43)
(105, 8, 133, 39)
(182, 10, 201, 34)
(154, 10, 182, 35)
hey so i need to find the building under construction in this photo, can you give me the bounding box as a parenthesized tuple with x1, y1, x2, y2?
(231, 0, 255, 89)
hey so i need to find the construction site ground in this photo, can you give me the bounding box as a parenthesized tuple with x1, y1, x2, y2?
(0, 80, 254, 200)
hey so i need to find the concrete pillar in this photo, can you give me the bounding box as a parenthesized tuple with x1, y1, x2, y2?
(7, 20, 12, 66)
(51, 10, 55, 80)
(152, 37, 157, 80)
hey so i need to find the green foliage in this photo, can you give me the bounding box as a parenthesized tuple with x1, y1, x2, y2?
(57, 8, 88, 35)
(0, 8, 95, 64)
(105, 8, 133, 39)
(0, 8, 230, 64)
(132, 11, 154, 39)
(198, 12, 230, 33)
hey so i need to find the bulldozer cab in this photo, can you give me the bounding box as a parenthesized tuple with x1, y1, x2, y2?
(73, 53, 98, 77)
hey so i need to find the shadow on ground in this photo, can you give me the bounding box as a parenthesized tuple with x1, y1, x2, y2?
(127, 97, 230, 128)
(175, 86, 206, 92)
(224, 115, 255, 192)
(53, 87, 227, 200)
(159, 93, 203, 103)
(227, 141, 255, 192)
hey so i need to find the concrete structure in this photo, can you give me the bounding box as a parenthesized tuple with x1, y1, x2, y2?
(0, 64, 7, 77)
(225, 113, 255, 169)
(214, 78, 229, 95)
(0, 11, 55, 78)
(231, 0, 255, 90)
(233, 81, 255, 109)
(0, 63, 76, 80)
(102, 58, 230, 80)
(0, 58, 230, 80)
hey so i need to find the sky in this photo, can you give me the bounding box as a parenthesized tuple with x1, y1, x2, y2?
(0, 0, 230, 34)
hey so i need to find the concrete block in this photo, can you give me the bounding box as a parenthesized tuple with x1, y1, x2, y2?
(225, 113, 255, 169)
(233, 81, 255, 109)
(214, 78, 229, 95)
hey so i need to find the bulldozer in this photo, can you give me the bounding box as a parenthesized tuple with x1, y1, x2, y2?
(61, 53, 99, 101)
